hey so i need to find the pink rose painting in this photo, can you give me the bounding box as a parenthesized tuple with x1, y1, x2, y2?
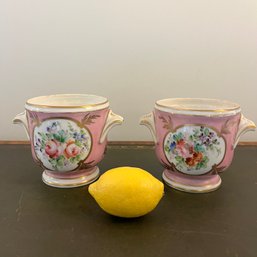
(45, 139, 63, 159)
(34, 120, 91, 171)
(64, 140, 80, 158)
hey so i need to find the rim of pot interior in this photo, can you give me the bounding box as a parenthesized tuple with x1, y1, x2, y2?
(25, 94, 109, 113)
(155, 98, 241, 116)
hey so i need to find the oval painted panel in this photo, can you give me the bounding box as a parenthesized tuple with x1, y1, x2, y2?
(164, 125, 225, 175)
(34, 119, 91, 171)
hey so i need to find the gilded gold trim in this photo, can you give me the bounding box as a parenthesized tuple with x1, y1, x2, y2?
(220, 117, 240, 135)
(156, 98, 240, 113)
(157, 111, 240, 118)
(99, 110, 123, 144)
(99, 109, 112, 144)
(26, 94, 109, 109)
(162, 173, 221, 193)
(163, 168, 222, 185)
(27, 111, 40, 127)
(42, 172, 99, 187)
(235, 125, 257, 141)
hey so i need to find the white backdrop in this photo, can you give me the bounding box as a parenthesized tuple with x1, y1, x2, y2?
(1, 0, 257, 141)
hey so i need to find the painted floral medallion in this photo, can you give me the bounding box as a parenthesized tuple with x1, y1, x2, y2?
(34, 119, 91, 171)
(164, 125, 225, 175)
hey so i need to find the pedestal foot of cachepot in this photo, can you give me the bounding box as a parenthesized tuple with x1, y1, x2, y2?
(42, 166, 100, 188)
(162, 169, 221, 193)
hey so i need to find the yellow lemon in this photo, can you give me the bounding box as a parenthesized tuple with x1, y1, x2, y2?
(88, 166, 164, 218)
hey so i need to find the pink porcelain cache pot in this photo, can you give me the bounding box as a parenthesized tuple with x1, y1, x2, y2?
(13, 94, 123, 188)
(140, 98, 256, 193)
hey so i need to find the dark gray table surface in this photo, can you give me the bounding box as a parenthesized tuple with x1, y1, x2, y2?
(0, 144, 257, 257)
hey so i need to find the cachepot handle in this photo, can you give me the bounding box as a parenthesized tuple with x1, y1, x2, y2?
(99, 110, 124, 144)
(13, 111, 30, 139)
(139, 112, 157, 144)
(233, 115, 256, 148)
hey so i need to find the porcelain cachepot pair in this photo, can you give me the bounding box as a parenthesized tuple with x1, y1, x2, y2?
(14, 94, 256, 193)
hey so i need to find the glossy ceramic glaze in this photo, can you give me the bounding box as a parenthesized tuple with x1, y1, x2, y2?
(13, 94, 123, 188)
(140, 98, 256, 193)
